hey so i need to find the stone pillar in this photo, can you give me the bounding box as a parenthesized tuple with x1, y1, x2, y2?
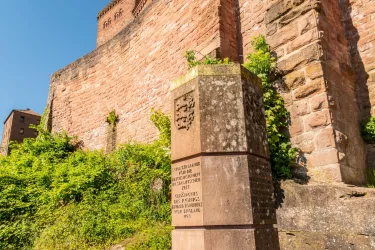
(170, 64, 280, 250)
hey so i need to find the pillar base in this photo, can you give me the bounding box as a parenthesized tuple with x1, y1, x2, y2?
(172, 227, 279, 250)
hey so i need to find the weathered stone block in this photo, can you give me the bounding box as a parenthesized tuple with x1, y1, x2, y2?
(314, 127, 335, 149)
(283, 70, 305, 90)
(305, 109, 331, 130)
(171, 155, 276, 227)
(293, 78, 324, 99)
(171, 65, 268, 161)
(172, 228, 280, 250)
(278, 43, 321, 73)
(291, 99, 310, 117)
(310, 93, 328, 111)
(308, 148, 339, 167)
(277, 181, 375, 249)
(265, 0, 293, 24)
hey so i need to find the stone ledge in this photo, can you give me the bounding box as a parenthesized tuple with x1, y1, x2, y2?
(171, 64, 261, 91)
(276, 181, 375, 249)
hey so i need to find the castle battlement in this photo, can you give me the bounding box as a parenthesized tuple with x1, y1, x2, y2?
(96, 0, 152, 47)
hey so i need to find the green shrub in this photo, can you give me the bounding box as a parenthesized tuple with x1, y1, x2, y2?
(185, 50, 231, 69)
(0, 110, 172, 250)
(243, 36, 297, 179)
(361, 117, 375, 143)
(366, 169, 375, 188)
(106, 110, 119, 128)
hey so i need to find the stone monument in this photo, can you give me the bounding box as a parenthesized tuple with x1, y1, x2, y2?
(171, 64, 280, 250)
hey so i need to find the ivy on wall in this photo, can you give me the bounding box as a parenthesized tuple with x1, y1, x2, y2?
(361, 117, 375, 187)
(243, 36, 297, 180)
(361, 117, 375, 143)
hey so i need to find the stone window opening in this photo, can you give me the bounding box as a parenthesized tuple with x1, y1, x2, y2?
(103, 21, 108, 29)
(20, 116, 25, 122)
(108, 18, 112, 26)
(115, 9, 123, 21)
(20, 128, 24, 135)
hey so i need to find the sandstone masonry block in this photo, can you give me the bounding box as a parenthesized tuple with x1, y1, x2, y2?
(291, 99, 310, 117)
(289, 117, 304, 136)
(314, 127, 335, 149)
(283, 70, 305, 90)
(310, 93, 328, 111)
(278, 43, 321, 73)
(293, 78, 323, 99)
(305, 109, 331, 130)
(305, 62, 323, 80)
(308, 149, 339, 168)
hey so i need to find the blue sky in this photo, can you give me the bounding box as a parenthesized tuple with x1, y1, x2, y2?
(0, 0, 109, 133)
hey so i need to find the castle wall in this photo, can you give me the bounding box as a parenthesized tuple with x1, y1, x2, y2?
(48, 0, 236, 150)
(341, 0, 375, 170)
(236, 0, 366, 184)
(318, 0, 366, 184)
(49, 0, 370, 184)
(97, 0, 136, 47)
(341, 0, 375, 121)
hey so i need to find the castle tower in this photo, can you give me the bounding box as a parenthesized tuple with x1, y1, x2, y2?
(96, 0, 136, 47)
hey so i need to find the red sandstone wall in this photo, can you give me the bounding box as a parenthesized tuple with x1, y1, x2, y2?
(342, 0, 375, 120)
(238, 0, 366, 184)
(319, 0, 366, 183)
(97, 0, 136, 47)
(341, 0, 375, 171)
(237, 0, 277, 60)
(49, 0, 231, 150)
(49, 0, 369, 184)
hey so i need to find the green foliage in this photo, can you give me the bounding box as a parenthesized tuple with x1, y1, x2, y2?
(150, 109, 171, 147)
(361, 117, 375, 143)
(0, 110, 172, 249)
(185, 50, 231, 69)
(243, 36, 297, 179)
(366, 169, 375, 188)
(106, 110, 119, 127)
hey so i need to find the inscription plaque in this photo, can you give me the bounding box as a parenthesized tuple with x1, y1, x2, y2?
(172, 157, 203, 226)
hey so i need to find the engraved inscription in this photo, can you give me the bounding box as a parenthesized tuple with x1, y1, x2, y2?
(172, 159, 203, 226)
(175, 91, 195, 131)
(248, 156, 276, 224)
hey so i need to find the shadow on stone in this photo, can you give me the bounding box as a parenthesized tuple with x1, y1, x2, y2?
(340, 0, 371, 123)
(273, 180, 285, 209)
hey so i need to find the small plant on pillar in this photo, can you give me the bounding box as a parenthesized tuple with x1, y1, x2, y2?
(185, 50, 231, 69)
